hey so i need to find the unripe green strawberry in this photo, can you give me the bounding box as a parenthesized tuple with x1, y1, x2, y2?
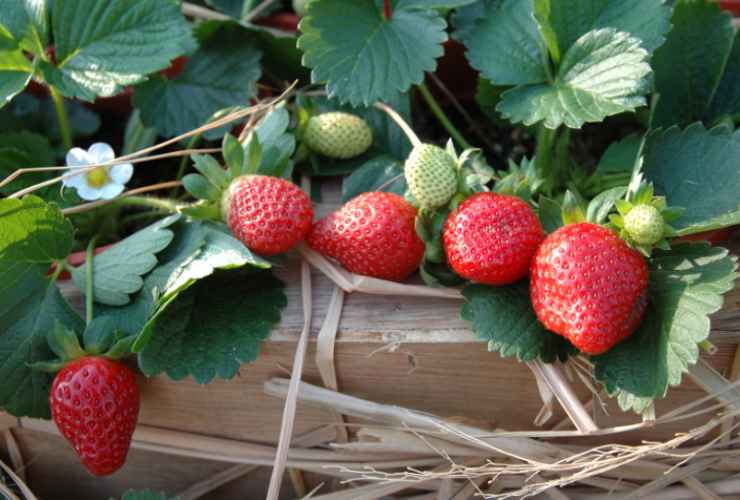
(623, 204, 664, 245)
(293, 0, 314, 16)
(404, 144, 458, 209)
(304, 112, 373, 159)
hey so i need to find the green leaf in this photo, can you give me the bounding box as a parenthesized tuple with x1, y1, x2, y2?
(593, 243, 738, 412)
(644, 123, 740, 235)
(0, 196, 73, 263)
(46, 320, 84, 361)
(243, 106, 296, 178)
(0, 263, 84, 417)
(651, 0, 735, 128)
(222, 133, 244, 177)
(595, 133, 642, 175)
(706, 31, 740, 124)
(95, 220, 270, 347)
(133, 23, 261, 138)
(0, 0, 47, 53)
(118, 489, 179, 500)
(138, 270, 286, 383)
(539, 0, 671, 56)
(298, 0, 447, 106)
(0, 53, 32, 107)
(460, 0, 548, 85)
(461, 282, 574, 363)
(0, 131, 55, 195)
(70, 215, 180, 306)
(82, 316, 117, 355)
(183, 174, 221, 202)
(50, 0, 194, 100)
(586, 186, 627, 224)
(498, 28, 652, 129)
(341, 155, 406, 202)
(538, 196, 563, 233)
(192, 155, 229, 190)
(205, 0, 250, 19)
(123, 109, 159, 156)
(451, 0, 493, 41)
(397, 0, 477, 7)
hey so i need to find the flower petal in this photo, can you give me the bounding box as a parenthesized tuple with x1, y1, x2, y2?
(76, 183, 102, 201)
(61, 170, 85, 188)
(66, 148, 91, 167)
(88, 142, 115, 163)
(109, 163, 133, 184)
(99, 183, 124, 200)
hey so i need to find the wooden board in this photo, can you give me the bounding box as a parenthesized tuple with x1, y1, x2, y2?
(4, 189, 739, 498)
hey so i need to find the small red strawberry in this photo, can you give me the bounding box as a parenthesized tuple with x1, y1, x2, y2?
(443, 193, 544, 285)
(307, 192, 424, 281)
(50, 357, 140, 476)
(530, 223, 648, 355)
(222, 175, 313, 256)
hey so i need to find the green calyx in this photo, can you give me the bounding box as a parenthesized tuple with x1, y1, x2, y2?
(29, 318, 135, 373)
(609, 178, 683, 255)
(304, 112, 373, 160)
(494, 156, 544, 202)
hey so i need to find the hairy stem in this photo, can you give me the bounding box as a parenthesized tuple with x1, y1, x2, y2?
(85, 236, 99, 326)
(374, 102, 422, 148)
(119, 196, 183, 213)
(50, 86, 72, 151)
(416, 82, 473, 150)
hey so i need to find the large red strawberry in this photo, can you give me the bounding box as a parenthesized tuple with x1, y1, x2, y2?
(50, 357, 140, 476)
(222, 175, 313, 256)
(530, 223, 648, 355)
(443, 193, 544, 285)
(307, 192, 424, 281)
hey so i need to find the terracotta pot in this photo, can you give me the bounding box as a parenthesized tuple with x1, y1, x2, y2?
(720, 0, 740, 14)
(676, 227, 737, 245)
(254, 12, 300, 33)
(426, 39, 478, 103)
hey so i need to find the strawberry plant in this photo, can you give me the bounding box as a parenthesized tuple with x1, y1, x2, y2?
(1, 0, 740, 483)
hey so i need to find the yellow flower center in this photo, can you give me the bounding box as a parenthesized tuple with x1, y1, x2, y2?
(85, 166, 110, 188)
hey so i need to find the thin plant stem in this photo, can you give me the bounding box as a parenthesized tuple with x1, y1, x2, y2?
(416, 82, 473, 150)
(50, 87, 72, 151)
(171, 135, 201, 197)
(85, 236, 99, 327)
(120, 196, 183, 213)
(427, 72, 497, 152)
(61, 181, 182, 215)
(374, 102, 422, 148)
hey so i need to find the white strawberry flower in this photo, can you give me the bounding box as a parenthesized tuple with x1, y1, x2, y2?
(63, 143, 133, 201)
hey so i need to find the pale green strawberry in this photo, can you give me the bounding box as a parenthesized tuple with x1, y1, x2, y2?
(304, 112, 373, 159)
(404, 144, 458, 209)
(623, 204, 665, 245)
(293, 0, 314, 16)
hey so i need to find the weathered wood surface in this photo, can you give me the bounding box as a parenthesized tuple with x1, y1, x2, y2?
(3, 185, 739, 499)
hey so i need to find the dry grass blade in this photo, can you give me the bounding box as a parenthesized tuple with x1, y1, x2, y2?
(0, 459, 36, 500)
(6, 83, 296, 199)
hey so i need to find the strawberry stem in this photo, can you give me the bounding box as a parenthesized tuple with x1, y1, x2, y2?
(417, 82, 473, 150)
(383, 0, 392, 20)
(85, 236, 98, 326)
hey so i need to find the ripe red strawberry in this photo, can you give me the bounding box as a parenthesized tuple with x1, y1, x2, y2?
(50, 357, 140, 476)
(222, 175, 313, 256)
(530, 223, 648, 355)
(443, 193, 544, 285)
(307, 192, 424, 281)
